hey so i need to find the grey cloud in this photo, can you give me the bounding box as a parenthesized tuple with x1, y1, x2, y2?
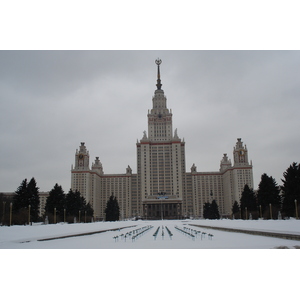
(1, 50, 299, 192)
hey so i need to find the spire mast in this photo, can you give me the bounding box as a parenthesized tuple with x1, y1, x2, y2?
(155, 58, 162, 90)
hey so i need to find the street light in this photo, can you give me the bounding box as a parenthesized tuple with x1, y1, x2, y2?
(64, 209, 66, 223)
(28, 205, 31, 225)
(158, 191, 165, 220)
(2, 201, 5, 225)
(9, 202, 12, 226)
(161, 198, 163, 220)
(259, 205, 262, 219)
(295, 200, 298, 219)
(54, 207, 56, 224)
(269, 203, 273, 219)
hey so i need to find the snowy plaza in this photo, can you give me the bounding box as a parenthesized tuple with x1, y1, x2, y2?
(2, 219, 299, 300)
(1, 219, 300, 249)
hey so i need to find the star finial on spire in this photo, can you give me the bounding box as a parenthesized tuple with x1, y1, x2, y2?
(155, 58, 162, 90)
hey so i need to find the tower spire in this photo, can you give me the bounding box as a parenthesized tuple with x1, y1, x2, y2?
(155, 58, 162, 90)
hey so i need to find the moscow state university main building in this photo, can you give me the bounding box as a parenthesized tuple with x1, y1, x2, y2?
(71, 59, 254, 220)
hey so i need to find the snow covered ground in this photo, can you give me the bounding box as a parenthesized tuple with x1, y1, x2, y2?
(2, 219, 299, 300)
(1, 218, 300, 249)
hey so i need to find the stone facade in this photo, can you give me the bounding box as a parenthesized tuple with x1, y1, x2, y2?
(71, 60, 253, 220)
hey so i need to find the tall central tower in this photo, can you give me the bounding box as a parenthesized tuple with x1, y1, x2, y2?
(136, 59, 186, 219)
(147, 58, 173, 141)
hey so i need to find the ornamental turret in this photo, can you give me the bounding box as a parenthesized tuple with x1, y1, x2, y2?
(92, 156, 103, 175)
(220, 153, 232, 171)
(74, 142, 90, 170)
(233, 138, 249, 166)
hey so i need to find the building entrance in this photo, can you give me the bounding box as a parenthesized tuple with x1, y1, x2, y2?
(143, 199, 182, 220)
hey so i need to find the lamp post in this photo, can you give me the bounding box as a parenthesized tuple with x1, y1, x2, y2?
(79, 210, 81, 223)
(28, 205, 31, 225)
(245, 207, 248, 220)
(2, 201, 5, 225)
(158, 192, 164, 220)
(54, 207, 56, 224)
(9, 202, 12, 226)
(85, 210, 87, 223)
(64, 209, 66, 223)
(259, 205, 262, 219)
(295, 200, 298, 219)
(269, 203, 273, 219)
(161, 198, 163, 220)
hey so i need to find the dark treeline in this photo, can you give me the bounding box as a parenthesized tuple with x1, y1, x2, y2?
(232, 162, 300, 220)
(44, 184, 94, 224)
(0, 180, 93, 225)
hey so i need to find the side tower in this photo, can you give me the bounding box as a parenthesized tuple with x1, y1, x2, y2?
(71, 142, 91, 206)
(74, 142, 90, 170)
(228, 138, 254, 214)
(90, 157, 104, 219)
(233, 138, 250, 166)
(136, 59, 186, 219)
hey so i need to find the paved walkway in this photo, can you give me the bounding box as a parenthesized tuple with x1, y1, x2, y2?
(36, 225, 136, 242)
(189, 223, 300, 241)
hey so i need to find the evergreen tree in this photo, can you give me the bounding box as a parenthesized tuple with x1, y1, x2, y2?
(65, 189, 75, 217)
(257, 173, 281, 218)
(27, 178, 40, 222)
(63, 189, 94, 222)
(85, 202, 94, 219)
(45, 184, 65, 221)
(203, 202, 211, 219)
(281, 162, 300, 218)
(13, 178, 28, 213)
(203, 200, 220, 219)
(240, 184, 256, 219)
(232, 201, 240, 217)
(105, 194, 120, 221)
(65, 189, 87, 218)
(13, 177, 40, 223)
(210, 200, 220, 219)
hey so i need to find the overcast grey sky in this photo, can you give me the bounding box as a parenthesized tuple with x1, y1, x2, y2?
(0, 50, 299, 193)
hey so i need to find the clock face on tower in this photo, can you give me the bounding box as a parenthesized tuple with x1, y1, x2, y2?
(239, 150, 245, 156)
(79, 154, 84, 159)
